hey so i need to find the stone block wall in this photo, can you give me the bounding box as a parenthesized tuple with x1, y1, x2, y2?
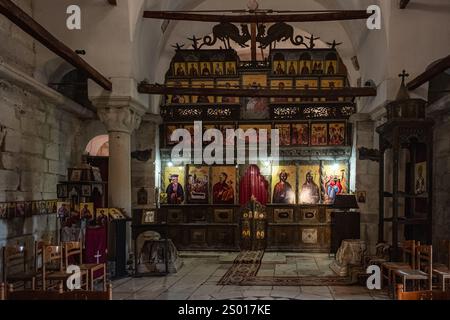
(0, 1, 84, 263)
(131, 119, 158, 210)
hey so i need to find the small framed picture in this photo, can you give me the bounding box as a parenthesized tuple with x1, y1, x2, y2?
(141, 209, 156, 225)
(70, 169, 82, 182)
(57, 184, 68, 198)
(80, 202, 94, 220)
(109, 208, 124, 220)
(96, 208, 109, 223)
(81, 185, 92, 197)
(357, 191, 366, 203)
(92, 167, 102, 182)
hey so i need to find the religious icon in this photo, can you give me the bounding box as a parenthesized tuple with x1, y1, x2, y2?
(15, 202, 25, 218)
(299, 60, 311, 75)
(167, 80, 189, 104)
(163, 166, 185, 205)
(311, 60, 324, 74)
(57, 184, 68, 198)
(328, 123, 346, 145)
(174, 62, 187, 77)
(70, 169, 82, 182)
(186, 166, 209, 204)
(213, 62, 224, 76)
(415, 162, 427, 195)
(81, 185, 91, 197)
(166, 125, 180, 146)
(357, 191, 366, 203)
(187, 62, 199, 77)
(296, 79, 318, 102)
(239, 124, 271, 145)
(298, 165, 321, 204)
(274, 124, 291, 146)
(273, 60, 286, 75)
(212, 166, 236, 205)
(79, 202, 94, 221)
(92, 167, 102, 182)
(141, 209, 156, 224)
(137, 187, 148, 205)
(217, 80, 239, 104)
(57, 202, 70, 220)
(321, 162, 349, 204)
(96, 208, 109, 225)
(109, 208, 124, 220)
(311, 123, 328, 146)
(287, 61, 297, 75)
(242, 74, 269, 119)
(200, 62, 211, 76)
(38, 201, 47, 215)
(225, 61, 236, 75)
(271, 166, 296, 204)
(321, 78, 344, 102)
(270, 80, 292, 103)
(292, 123, 309, 146)
(326, 61, 337, 75)
(192, 80, 214, 104)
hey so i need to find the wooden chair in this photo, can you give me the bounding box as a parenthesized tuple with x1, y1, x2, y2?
(396, 284, 450, 300)
(364, 242, 390, 269)
(6, 282, 113, 300)
(381, 240, 417, 292)
(64, 241, 107, 291)
(394, 245, 433, 293)
(42, 245, 87, 291)
(2, 245, 38, 290)
(433, 240, 450, 291)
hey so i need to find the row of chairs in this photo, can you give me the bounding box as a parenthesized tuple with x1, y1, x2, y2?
(2, 241, 106, 292)
(0, 282, 112, 300)
(379, 240, 450, 298)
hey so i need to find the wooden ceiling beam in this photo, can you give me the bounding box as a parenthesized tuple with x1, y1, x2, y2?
(143, 10, 372, 23)
(400, 0, 410, 9)
(138, 83, 377, 98)
(407, 55, 450, 90)
(0, 0, 112, 91)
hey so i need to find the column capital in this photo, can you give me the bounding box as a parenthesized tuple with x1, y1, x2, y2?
(94, 97, 145, 134)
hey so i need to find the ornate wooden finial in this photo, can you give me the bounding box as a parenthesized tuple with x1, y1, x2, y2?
(398, 69, 410, 85)
(326, 40, 343, 49)
(188, 35, 200, 50)
(306, 34, 320, 49)
(171, 43, 185, 51)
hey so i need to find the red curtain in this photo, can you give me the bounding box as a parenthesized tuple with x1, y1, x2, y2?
(239, 165, 269, 205)
(85, 226, 107, 278)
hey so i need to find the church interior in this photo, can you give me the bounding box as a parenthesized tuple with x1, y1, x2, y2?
(1, 0, 450, 302)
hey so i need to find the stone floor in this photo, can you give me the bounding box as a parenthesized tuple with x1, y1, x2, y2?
(112, 252, 390, 300)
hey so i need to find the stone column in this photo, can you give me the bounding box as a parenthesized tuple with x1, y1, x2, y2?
(97, 103, 143, 215)
(349, 113, 379, 255)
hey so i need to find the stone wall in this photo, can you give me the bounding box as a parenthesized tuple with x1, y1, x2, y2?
(350, 114, 379, 254)
(429, 96, 450, 245)
(0, 1, 85, 276)
(131, 117, 159, 210)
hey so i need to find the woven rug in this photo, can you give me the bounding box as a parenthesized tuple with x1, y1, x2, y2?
(219, 250, 355, 286)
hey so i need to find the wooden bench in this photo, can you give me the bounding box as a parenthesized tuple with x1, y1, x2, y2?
(396, 284, 450, 300)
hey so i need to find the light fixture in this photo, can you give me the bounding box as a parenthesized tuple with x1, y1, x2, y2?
(167, 161, 174, 167)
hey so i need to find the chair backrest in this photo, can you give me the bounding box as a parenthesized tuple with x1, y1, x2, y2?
(42, 245, 63, 273)
(6, 283, 113, 300)
(417, 245, 433, 290)
(402, 240, 417, 269)
(63, 241, 82, 268)
(396, 284, 450, 300)
(34, 240, 51, 272)
(0, 283, 5, 301)
(2, 245, 27, 282)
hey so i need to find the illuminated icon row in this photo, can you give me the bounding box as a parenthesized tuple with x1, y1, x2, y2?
(161, 162, 349, 206)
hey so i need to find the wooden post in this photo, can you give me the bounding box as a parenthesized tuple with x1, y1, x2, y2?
(378, 148, 385, 243)
(251, 23, 257, 61)
(392, 129, 400, 261)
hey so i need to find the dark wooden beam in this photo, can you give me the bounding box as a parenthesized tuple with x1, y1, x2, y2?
(400, 0, 410, 9)
(0, 0, 112, 91)
(138, 83, 377, 98)
(407, 55, 450, 90)
(143, 10, 372, 23)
